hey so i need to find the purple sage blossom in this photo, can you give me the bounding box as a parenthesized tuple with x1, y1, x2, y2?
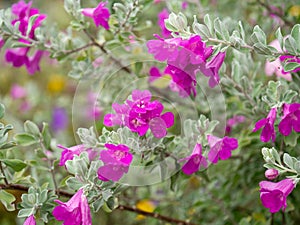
(26, 50, 44, 75)
(265, 169, 279, 180)
(207, 135, 238, 164)
(82, 1, 110, 30)
(0, 37, 4, 51)
(98, 143, 133, 182)
(10, 84, 27, 99)
(23, 215, 36, 225)
(158, 9, 171, 38)
(52, 189, 92, 225)
(50, 107, 68, 133)
(259, 178, 295, 213)
(104, 90, 174, 138)
(57, 144, 98, 166)
(279, 55, 300, 74)
(225, 115, 246, 134)
(278, 103, 300, 136)
(253, 107, 277, 142)
(180, 143, 207, 175)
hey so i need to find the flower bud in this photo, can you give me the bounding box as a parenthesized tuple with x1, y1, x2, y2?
(265, 168, 279, 180)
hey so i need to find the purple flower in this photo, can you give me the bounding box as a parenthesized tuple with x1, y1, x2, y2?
(98, 143, 133, 182)
(50, 107, 69, 133)
(26, 50, 44, 75)
(225, 115, 246, 134)
(158, 9, 171, 38)
(207, 135, 238, 164)
(253, 107, 277, 142)
(278, 103, 300, 136)
(200, 51, 226, 88)
(10, 84, 27, 99)
(82, 1, 110, 30)
(180, 143, 207, 175)
(57, 144, 98, 166)
(0, 37, 4, 51)
(181, 1, 188, 10)
(279, 55, 300, 74)
(265, 169, 279, 180)
(53, 189, 92, 225)
(104, 90, 174, 138)
(23, 215, 36, 225)
(147, 35, 225, 93)
(259, 179, 295, 213)
(5, 47, 29, 68)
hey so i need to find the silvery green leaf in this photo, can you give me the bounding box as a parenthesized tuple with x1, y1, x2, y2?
(294, 161, 300, 174)
(291, 24, 300, 53)
(270, 148, 281, 164)
(24, 120, 40, 136)
(253, 42, 272, 55)
(214, 18, 229, 41)
(283, 153, 294, 170)
(26, 14, 39, 37)
(0, 190, 16, 211)
(0, 103, 5, 119)
(275, 27, 284, 51)
(192, 16, 210, 40)
(284, 131, 298, 147)
(284, 36, 298, 55)
(282, 90, 297, 103)
(204, 14, 214, 37)
(238, 21, 245, 40)
(251, 25, 266, 44)
(14, 133, 37, 146)
(17, 208, 35, 218)
(283, 62, 300, 73)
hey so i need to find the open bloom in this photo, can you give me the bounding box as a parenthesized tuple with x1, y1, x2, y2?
(98, 143, 133, 182)
(278, 103, 300, 136)
(253, 107, 277, 142)
(82, 1, 110, 29)
(23, 215, 36, 225)
(104, 90, 174, 138)
(259, 179, 295, 213)
(207, 135, 238, 164)
(58, 144, 98, 166)
(53, 189, 92, 225)
(180, 143, 207, 175)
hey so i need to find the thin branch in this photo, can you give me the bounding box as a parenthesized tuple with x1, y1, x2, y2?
(63, 42, 95, 55)
(83, 29, 132, 74)
(0, 162, 9, 185)
(117, 204, 199, 225)
(208, 38, 254, 51)
(256, 0, 294, 28)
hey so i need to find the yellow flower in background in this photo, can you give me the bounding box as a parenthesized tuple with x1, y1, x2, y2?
(136, 199, 156, 220)
(289, 5, 300, 17)
(47, 74, 66, 94)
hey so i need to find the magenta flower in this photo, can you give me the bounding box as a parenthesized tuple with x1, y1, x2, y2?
(278, 103, 300, 136)
(265, 39, 292, 81)
(23, 215, 36, 225)
(104, 90, 174, 138)
(53, 189, 92, 225)
(5, 0, 46, 74)
(50, 107, 69, 133)
(253, 107, 277, 142)
(279, 55, 300, 74)
(147, 35, 225, 93)
(259, 179, 295, 213)
(180, 143, 207, 175)
(26, 50, 44, 75)
(265, 169, 279, 180)
(10, 84, 27, 99)
(207, 135, 238, 164)
(82, 1, 110, 30)
(225, 115, 246, 134)
(0, 37, 4, 50)
(98, 143, 133, 182)
(57, 144, 98, 166)
(158, 9, 171, 38)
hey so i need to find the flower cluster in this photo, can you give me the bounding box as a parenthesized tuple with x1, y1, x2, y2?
(98, 143, 133, 182)
(104, 90, 174, 138)
(147, 34, 226, 97)
(253, 103, 300, 142)
(5, 0, 46, 74)
(180, 135, 238, 175)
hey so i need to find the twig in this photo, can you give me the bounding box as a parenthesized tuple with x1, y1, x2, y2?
(63, 42, 95, 55)
(117, 204, 199, 225)
(0, 162, 9, 185)
(83, 29, 132, 74)
(257, 0, 294, 28)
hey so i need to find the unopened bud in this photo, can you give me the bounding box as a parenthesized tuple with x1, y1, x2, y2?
(265, 168, 279, 180)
